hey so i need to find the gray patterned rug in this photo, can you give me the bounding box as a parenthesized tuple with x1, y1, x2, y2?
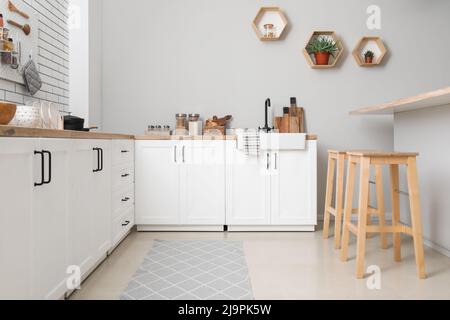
(121, 240, 254, 300)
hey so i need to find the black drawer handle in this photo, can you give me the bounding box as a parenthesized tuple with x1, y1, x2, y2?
(122, 221, 130, 227)
(121, 197, 130, 202)
(121, 150, 130, 153)
(121, 173, 130, 178)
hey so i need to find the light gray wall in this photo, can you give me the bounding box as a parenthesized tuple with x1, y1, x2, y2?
(101, 0, 450, 216)
(395, 105, 450, 255)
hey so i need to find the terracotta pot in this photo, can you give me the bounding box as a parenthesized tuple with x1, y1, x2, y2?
(314, 52, 331, 65)
(365, 56, 374, 64)
(0, 102, 17, 125)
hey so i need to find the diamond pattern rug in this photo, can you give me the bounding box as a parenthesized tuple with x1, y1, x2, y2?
(121, 240, 254, 300)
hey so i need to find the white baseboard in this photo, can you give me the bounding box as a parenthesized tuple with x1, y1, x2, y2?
(137, 225, 225, 232)
(227, 225, 316, 232)
(423, 238, 450, 258)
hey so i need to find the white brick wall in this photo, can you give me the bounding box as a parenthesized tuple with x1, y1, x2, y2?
(0, 0, 69, 110)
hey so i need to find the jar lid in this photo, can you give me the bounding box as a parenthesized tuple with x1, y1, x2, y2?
(176, 113, 187, 118)
(264, 24, 274, 28)
(189, 113, 200, 117)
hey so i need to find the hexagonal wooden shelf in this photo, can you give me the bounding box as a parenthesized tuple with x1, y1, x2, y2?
(352, 36, 387, 67)
(252, 7, 288, 41)
(303, 31, 344, 69)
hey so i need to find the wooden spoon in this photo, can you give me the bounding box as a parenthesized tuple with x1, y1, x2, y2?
(7, 20, 31, 36)
(8, 1, 30, 19)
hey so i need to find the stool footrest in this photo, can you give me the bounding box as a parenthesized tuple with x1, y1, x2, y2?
(366, 225, 413, 236)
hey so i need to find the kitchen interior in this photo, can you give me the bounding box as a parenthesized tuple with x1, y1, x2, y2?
(0, 0, 449, 301)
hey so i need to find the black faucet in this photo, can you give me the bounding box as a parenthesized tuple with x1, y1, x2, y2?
(259, 98, 273, 132)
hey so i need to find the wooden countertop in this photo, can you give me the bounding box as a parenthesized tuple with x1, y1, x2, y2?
(135, 134, 318, 141)
(0, 125, 134, 140)
(0, 125, 318, 141)
(350, 87, 450, 115)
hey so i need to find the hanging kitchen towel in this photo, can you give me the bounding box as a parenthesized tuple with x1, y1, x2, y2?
(243, 129, 260, 157)
(22, 59, 42, 96)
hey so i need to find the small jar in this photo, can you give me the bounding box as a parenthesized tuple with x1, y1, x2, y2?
(4, 38, 14, 51)
(176, 114, 187, 130)
(263, 24, 276, 39)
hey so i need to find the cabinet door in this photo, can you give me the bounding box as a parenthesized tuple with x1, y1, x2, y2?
(225, 142, 271, 225)
(135, 141, 181, 225)
(0, 138, 38, 299)
(32, 139, 71, 300)
(68, 140, 97, 276)
(271, 141, 317, 225)
(180, 141, 226, 225)
(90, 140, 112, 262)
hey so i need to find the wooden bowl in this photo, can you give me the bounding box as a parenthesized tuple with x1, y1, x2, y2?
(0, 102, 17, 125)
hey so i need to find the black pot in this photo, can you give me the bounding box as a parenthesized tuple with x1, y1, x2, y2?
(64, 115, 85, 131)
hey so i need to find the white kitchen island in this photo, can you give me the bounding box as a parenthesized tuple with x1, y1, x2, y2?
(135, 134, 317, 232)
(351, 87, 450, 257)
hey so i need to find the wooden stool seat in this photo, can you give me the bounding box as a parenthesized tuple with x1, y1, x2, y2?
(323, 150, 388, 249)
(340, 152, 426, 279)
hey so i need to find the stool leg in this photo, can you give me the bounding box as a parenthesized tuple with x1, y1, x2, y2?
(406, 157, 426, 279)
(323, 155, 336, 239)
(356, 157, 371, 279)
(334, 154, 345, 249)
(376, 165, 388, 249)
(340, 158, 356, 262)
(390, 164, 402, 262)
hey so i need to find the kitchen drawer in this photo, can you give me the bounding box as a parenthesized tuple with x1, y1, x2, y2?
(112, 140, 134, 166)
(112, 163, 134, 192)
(112, 186, 134, 220)
(112, 207, 134, 248)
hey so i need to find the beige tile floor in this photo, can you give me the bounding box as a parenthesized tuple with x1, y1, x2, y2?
(70, 228, 450, 300)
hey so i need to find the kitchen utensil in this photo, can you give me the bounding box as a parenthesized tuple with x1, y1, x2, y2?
(0, 27, 9, 40)
(40, 102, 50, 129)
(279, 107, 290, 133)
(48, 103, 61, 130)
(10, 105, 42, 127)
(0, 101, 17, 125)
(64, 115, 85, 131)
(8, 1, 30, 19)
(7, 20, 31, 36)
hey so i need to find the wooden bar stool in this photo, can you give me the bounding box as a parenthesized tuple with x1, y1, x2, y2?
(323, 150, 388, 249)
(340, 151, 426, 279)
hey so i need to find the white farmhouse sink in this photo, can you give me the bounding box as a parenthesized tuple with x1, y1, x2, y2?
(260, 133, 307, 151)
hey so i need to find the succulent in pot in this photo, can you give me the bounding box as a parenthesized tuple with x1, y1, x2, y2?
(306, 36, 339, 65)
(364, 50, 375, 64)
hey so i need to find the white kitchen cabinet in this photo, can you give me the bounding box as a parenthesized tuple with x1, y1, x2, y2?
(135, 140, 180, 226)
(225, 142, 271, 226)
(32, 139, 71, 300)
(0, 138, 37, 300)
(135, 140, 226, 230)
(271, 147, 317, 226)
(91, 140, 112, 261)
(110, 140, 135, 250)
(0, 138, 74, 300)
(68, 140, 112, 279)
(226, 139, 317, 231)
(180, 140, 226, 225)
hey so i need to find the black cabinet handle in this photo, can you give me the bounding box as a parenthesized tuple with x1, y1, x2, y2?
(122, 221, 130, 227)
(121, 197, 130, 202)
(99, 148, 104, 172)
(34, 151, 45, 187)
(121, 173, 130, 178)
(93, 148, 100, 173)
(121, 150, 130, 153)
(43, 151, 52, 185)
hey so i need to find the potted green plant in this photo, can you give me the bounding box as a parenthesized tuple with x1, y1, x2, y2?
(364, 50, 375, 64)
(306, 36, 339, 65)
